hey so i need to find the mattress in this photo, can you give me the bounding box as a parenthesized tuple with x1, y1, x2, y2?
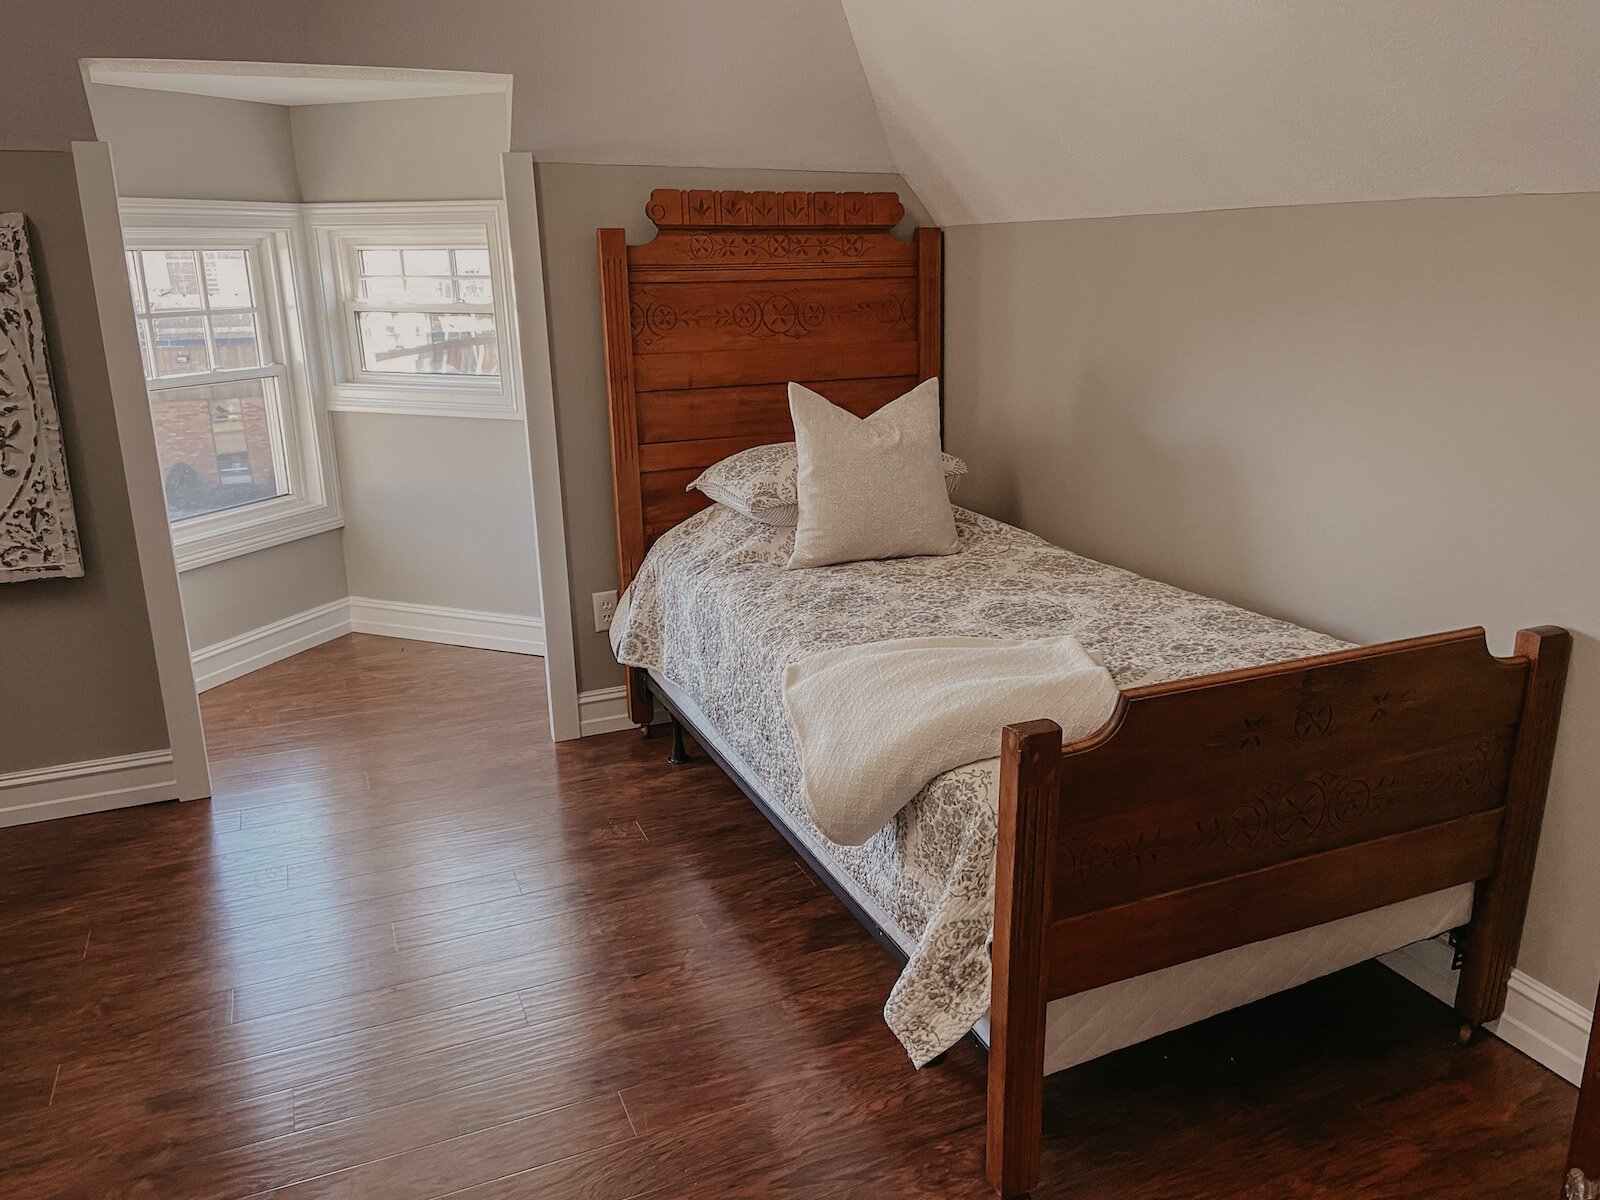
(611, 503, 1470, 1066)
(654, 670, 1472, 1074)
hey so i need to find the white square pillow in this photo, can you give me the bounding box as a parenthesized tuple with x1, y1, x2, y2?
(688, 440, 967, 528)
(787, 378, 960, 569)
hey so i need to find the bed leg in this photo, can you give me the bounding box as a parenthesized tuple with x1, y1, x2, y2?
(987, 720, 1062, 1199)
(667, 718, 690, 765)
(1455, 626, 1571, 1033)
(625, 665, 654, 727)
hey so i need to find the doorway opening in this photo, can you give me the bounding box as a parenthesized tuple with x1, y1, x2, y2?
(78, 59, 580, 802)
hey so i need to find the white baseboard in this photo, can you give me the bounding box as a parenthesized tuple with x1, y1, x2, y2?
(1498, 970, 1594, 1085)
(191, 598, 352, 692)
(0, 750, 178, 828)
(578, 685, 635, 737)
(348, 597, 544, 656)
(191, 597, 545, 692)
(1381, 934, 1591, 1085)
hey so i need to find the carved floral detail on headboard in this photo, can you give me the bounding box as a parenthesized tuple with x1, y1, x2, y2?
(645, 189, 904, 229)
(684, 232, 873, 262)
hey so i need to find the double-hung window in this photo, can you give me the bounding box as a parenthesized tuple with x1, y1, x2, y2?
(348, 246, 499, 378)
(121, 202, 341, 569)
(310, 203, 523, 418)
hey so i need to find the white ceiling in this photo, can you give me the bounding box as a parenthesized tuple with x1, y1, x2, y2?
(83, 60, 509, 107)
(842, 0, 1600, 225)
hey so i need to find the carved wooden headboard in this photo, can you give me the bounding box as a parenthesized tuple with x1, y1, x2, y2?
(597, 188, 942, 590)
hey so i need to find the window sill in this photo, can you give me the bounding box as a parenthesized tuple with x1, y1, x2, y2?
(172, 495, 345, 572)
(324, 387, 523, 420)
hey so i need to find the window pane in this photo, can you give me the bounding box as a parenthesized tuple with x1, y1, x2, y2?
(358, 248, 403, 275)
(141, 250, 204, 311)
(148, 378, 286, 522)
(401, 248, 451, 276)
(358, 276, 457, 304)
(453, 248, 491, 276)
(457, 279, 493, 304)
(355, 311, 499, 376)
(147, 315, 212, 376)
(210, 313, 262, 370)
(203, 250, 253, 308)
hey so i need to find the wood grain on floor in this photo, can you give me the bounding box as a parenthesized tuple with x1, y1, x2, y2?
(0, 634, 1574, 1198)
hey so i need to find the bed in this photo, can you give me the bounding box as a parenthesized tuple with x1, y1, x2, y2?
(597, 189, 1570, 1197)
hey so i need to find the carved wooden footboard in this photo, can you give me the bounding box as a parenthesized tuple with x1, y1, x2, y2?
(988, 626, 1570, 1197)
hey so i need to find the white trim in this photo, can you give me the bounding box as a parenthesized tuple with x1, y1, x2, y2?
(1499, 971, 1594, 1085)
(74, 144, 213, 801)
(347, 597, 543, 655)
(0, 750, 179, 828)
(81, 59, 511, 108)
(1381, 935, 1592, 1085)
(304, 200, 524, 419)
(116, 197, 345, 572)
(190, 597, 545, 691)
(117, 197, 303, 226)
(503, 155, 581, 741)
(191, 598, 352, 692)
(578, 685, 636, 737)
(170, 503, 346, 572)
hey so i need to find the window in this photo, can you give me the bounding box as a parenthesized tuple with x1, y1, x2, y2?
(121, 202, 342, 570)
(351, 247, 499, 377)
(310, 203, 523, 418)
(128, 248, 287, 522)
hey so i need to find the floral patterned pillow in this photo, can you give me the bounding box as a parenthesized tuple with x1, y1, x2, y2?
(688, 441, 967, 527)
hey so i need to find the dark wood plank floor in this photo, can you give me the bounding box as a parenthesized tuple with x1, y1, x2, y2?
(0, 634, 1575, 1198)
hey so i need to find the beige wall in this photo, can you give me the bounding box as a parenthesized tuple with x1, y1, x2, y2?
(943, 192, 1600, 1005)
(532, 162, 929, 692)
(0, 151, 170, 773)
(86, 85, 302, 203)
(178, 530, 348, 649)
(331, 413, 538, 616)
(290, 93, 509, 203)
(10, 3, 893, 172)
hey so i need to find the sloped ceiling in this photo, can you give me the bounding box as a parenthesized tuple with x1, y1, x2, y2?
(842, 0, 1600, 225)
(12, 2, 1599, 216)
(8, 0, 894, 171)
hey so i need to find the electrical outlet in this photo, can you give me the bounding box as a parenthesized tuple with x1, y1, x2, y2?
(592, 590, 618, 633)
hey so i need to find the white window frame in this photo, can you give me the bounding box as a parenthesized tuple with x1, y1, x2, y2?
(120, 199, 343, 571)
(307, 201, 524, 419)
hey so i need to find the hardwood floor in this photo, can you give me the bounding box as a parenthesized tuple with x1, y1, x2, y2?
(0, 634, 1575, 1198)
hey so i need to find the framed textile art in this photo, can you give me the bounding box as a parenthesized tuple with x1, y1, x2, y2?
(0, 212, 82, 582)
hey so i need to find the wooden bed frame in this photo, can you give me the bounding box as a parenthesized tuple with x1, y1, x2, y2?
(597, 190, 1571, 1197)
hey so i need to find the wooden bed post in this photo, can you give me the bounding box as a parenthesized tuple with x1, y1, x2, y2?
(596, 225, 653, 727)
(1455, 626, 1572, 1033)
(988, 720, 1062, 1199)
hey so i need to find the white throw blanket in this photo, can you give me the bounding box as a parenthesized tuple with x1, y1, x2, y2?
(782, 635, 1121, 845)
